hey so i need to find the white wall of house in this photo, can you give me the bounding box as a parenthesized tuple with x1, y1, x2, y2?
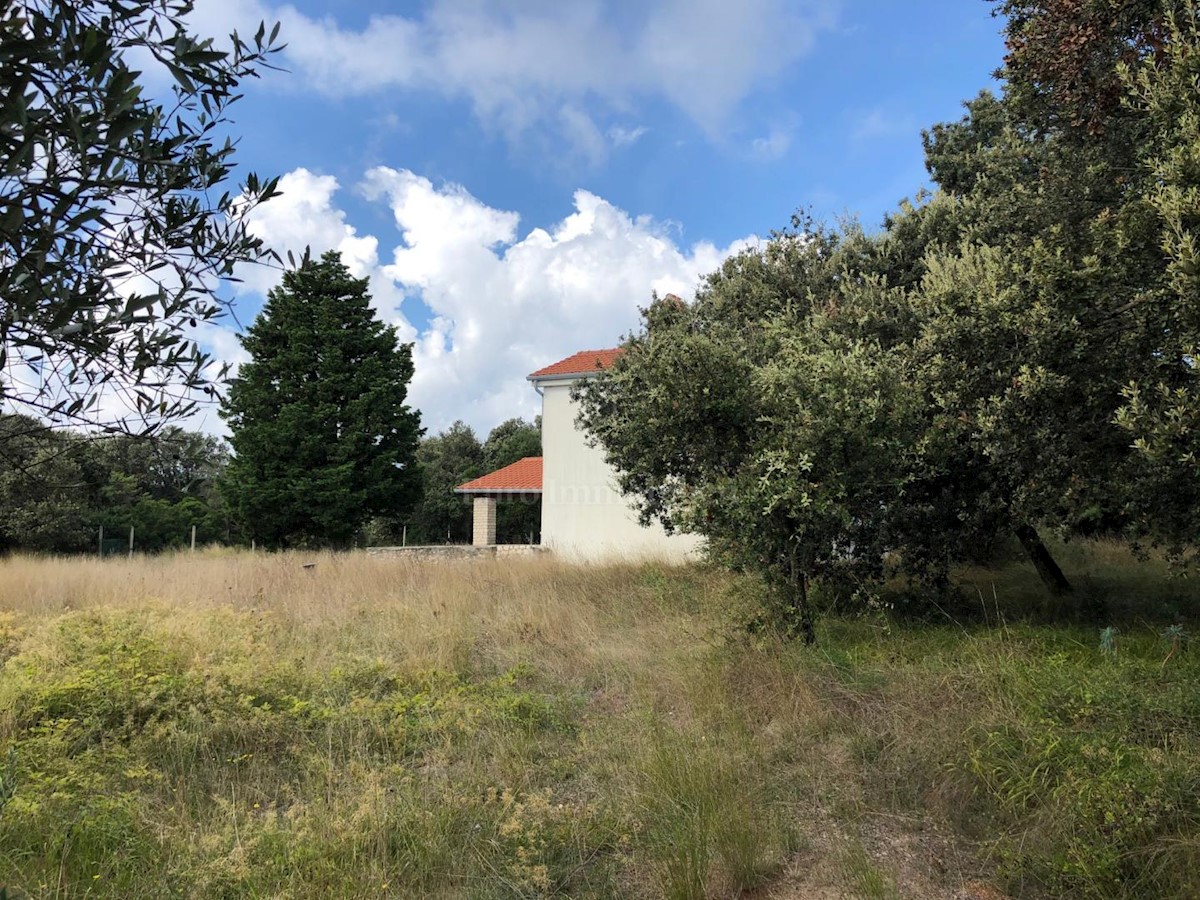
(538, 377, 703, 562)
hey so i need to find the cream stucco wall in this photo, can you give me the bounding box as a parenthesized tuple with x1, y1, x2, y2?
(538, 378, 702, 562)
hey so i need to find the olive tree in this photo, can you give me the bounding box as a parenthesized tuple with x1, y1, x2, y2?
(576, 226, 955, 642)
(1, 0, 282, 434)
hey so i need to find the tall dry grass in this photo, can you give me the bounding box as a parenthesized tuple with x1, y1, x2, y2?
(0, 550, 712, 681)
(1, 551, 800, 899)
(2, 543, 1197, 899)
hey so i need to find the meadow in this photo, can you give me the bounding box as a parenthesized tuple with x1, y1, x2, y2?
(1, 544, 1198, 899)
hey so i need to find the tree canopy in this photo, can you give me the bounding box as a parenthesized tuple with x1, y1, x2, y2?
(577, 0, 1200, 640)
(0, 0, 281, 434)
(0, 414, 231, 553)
(484, 417, 542, 544)
(220, 252, 423, 548)
(406, 421, 484, 545)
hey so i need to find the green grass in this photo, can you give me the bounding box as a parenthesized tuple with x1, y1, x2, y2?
(790, 618, 1200, 898)
(637, 726, 793, 899)
(0, 543, 1198, 897)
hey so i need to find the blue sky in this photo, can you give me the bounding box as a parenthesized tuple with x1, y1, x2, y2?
(183, 0, 1007, 436)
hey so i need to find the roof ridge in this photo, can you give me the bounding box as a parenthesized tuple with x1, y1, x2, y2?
(527, 347, 624, 380)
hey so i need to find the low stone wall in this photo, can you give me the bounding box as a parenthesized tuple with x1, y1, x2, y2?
(366, 544, 549, 561)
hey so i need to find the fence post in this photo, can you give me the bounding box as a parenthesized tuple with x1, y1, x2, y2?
(128, 525, 134, 558)
(98, 525, 103, 557)
(402, 525, 407, 547)
(191, 525, 196, 552)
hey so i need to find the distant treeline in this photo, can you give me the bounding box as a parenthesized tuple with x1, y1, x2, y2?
(0, 413, 540, 554)
(0, 415, 233, 553)
(399, 417, 541, 547)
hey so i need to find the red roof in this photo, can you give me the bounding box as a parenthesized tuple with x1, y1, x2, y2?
(528, 348, 623, 380)
(455, 456, 543, 494)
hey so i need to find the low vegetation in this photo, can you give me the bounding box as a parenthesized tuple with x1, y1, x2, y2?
(1, 545, 1197, 898)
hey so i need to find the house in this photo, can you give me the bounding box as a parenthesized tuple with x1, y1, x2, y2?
(455, 348, 702, 562)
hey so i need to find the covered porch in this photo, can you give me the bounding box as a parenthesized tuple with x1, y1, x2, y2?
(454, 456, 543, 547)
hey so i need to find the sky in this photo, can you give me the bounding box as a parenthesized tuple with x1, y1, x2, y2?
(178, 0, 1008, 438)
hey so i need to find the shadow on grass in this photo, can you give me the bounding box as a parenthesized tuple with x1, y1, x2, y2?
(873, 538, 1200, 630)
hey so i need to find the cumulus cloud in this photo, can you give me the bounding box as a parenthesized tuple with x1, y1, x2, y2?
(234, 168, 413, 338)
(189, 0, 837, 159)
(219, 166, 757, 435)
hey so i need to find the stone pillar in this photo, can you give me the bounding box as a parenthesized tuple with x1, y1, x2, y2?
(472, 496, 497, 546)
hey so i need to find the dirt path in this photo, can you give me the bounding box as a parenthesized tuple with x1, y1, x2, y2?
(750, 811, 1010, 900)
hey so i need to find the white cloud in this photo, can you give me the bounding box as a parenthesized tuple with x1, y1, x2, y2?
(216, 166, 757, 436)
(236, 168, 413, 336)
(608, 124, 649, 148)
(750, 127, 792, 160)
(189, 0, 837, 160)
(633, 0, 828, 130)
(558, 106, 610, 168)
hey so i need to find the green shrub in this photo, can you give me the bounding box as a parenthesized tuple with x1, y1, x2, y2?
(0, 608, 597, 897)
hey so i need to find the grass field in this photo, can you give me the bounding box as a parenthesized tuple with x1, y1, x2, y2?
(1, 544, 1198, 898)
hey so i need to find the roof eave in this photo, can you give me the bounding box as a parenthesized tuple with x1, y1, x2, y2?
(453, 488, 544, 496)
(526, 370, 601, 384)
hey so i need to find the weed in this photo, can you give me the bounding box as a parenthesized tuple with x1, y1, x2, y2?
(1161, 624, 1189, 669)
(0, 748, 15, 819)
(638, 726, 788, 899)
(1099, 625, 1119, 656)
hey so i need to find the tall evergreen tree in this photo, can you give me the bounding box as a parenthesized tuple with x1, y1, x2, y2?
(220, 252, 423, 548)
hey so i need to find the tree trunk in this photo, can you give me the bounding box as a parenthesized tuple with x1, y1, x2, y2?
(1014, 523, 1073, 596)
(780, 552, 818, 645)
(796, 572, 816, 646)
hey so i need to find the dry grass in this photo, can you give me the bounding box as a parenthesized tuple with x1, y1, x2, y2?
(0, 552, 793, 899)
(1, 545, 1197, 899)
(0, 551, 706, 679)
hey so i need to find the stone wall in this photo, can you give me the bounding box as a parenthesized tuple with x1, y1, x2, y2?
(366, 544, 548, 561)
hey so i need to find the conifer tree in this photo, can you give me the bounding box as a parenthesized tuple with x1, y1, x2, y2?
(220, 252, 422, 547)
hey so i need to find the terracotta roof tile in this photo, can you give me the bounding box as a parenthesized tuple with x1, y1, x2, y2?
(527, 348, 623, 380)
(455, 456, 542, 494)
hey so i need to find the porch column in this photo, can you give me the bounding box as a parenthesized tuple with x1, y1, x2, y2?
(472, 496, 497, 546)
